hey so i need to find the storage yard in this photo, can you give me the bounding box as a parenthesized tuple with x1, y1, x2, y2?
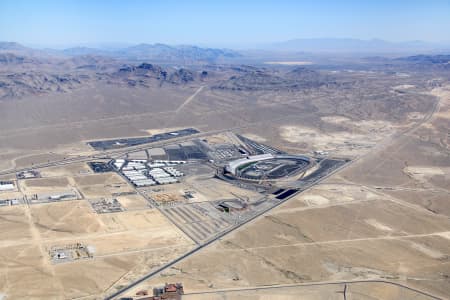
(89, 198, 124, 214)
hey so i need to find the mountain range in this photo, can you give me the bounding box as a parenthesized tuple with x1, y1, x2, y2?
(2, 38, 450, 64)
(264, 38, 450, 54)
(0, 42, 241, 63)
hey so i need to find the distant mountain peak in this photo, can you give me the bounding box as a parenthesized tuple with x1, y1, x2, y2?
(0, 41, 29, 51)
(269, 38, 450, 53)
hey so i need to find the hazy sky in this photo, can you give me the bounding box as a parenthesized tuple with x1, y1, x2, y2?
(1, 0, 449, 48)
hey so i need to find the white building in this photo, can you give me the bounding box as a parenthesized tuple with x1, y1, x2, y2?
(225, 154, 274, 175)
(0, 182, 15, 191)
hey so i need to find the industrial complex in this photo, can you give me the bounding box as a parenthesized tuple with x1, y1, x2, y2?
(0, 181, 15, 191)
(117, 159, 185, 187)
(0, 128, 350, 299)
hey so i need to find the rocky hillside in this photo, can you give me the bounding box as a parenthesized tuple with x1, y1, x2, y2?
(110, 63, 200, 86)
(117, 44, 241, 63)
(213, 67, 334, 91)
(0, 71, 84, 99)
(396, 54, 450, 64)
(0, 58, 209, 99)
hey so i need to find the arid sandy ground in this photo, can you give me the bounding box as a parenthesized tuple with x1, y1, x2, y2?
(0, 170, 195, 299)
(182, 282, 438, 300)
(0, 62, 449, 299)
(0, 67, 435, 171)
(120, 86, 450, 299)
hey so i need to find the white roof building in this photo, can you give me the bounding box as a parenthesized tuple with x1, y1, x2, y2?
(0, 183, 15, 191)
(225, 154, 274, 175)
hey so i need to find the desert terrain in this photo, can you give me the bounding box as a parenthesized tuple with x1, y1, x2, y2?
(0, 42, 449, 300)
(120, 85, 450, 299)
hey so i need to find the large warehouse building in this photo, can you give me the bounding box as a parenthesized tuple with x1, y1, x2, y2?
(0, 181, 15, 191)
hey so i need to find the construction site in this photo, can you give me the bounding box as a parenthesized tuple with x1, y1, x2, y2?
(49, 243, 95, 264)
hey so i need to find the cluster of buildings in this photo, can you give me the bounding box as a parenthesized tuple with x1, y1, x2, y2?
(158, 167, 183, 177)
(0, 181, 15, 192)
(122, 283, 184, 300)
(90, 198, 124, 214)
(122, 161, 155, 187)
(0, 199, 19, 206)
(313, 150, 329, 156)
(148, 160, 186, 167)
(115, 159, 185, 187)
(49, 243, 95, 264)
(16, 170, 40, 179)
(26, 191, 78, 203)
(147, 168, 178, 185)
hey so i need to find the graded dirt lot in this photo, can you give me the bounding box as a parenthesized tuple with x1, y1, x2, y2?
(0, 190, 23, 201)
(184, 177, 261, 202)
(30, 200, 104, 239)
(73, 172, 134, 198)
(20, 177, 70, 189)
(0, 206, 32, 242)
(0, 200, 195, 299)
(39, 162, 93, 177)
(13, 153, 68, 169)
(116, 193, 149, 210)
(279, 113, 402, 157)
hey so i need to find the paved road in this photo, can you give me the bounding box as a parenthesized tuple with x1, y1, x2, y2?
(175, 85, 205, 113)
(0, 128, 226, 176)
